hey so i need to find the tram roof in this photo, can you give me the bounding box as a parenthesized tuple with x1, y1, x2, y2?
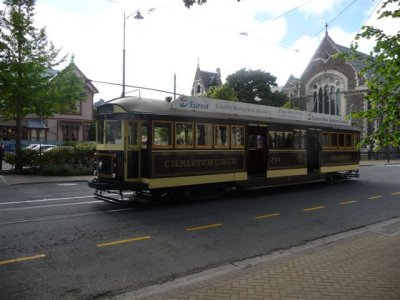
(98, 96, 359, 132)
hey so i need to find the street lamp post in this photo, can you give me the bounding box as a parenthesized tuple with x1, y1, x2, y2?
(122, 10, 143, 98)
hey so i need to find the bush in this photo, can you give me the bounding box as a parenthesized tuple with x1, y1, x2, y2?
(4, 143, 96, 175)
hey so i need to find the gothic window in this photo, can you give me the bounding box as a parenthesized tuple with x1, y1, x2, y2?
(318, 87, 323, 113)
(313, 91, 318, 112)
(308, 75, 344, 116)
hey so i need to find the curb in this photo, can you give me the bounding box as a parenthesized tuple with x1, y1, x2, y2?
(115, 217, 400, 300)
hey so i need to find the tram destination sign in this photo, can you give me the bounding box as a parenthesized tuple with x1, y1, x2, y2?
(171, 96, 350, 126)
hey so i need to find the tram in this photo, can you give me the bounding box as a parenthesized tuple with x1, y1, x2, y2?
(88, 95, 360, 204)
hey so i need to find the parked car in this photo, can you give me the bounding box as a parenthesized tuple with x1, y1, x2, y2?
(25, 144, 57, 152)
(3, 143, 29, 152)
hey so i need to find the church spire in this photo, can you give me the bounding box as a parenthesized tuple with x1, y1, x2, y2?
(325, 22, 329, 36)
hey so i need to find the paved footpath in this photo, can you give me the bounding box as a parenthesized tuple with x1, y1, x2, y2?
(120, 218, 400, 300)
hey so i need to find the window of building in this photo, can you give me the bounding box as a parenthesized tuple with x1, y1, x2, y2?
(175, 122, 194, 148)
(310, 76, 344, 115)
(63, 126, 79, 142)
(196, 123, 213, 148)
(153, 121, 172, 148)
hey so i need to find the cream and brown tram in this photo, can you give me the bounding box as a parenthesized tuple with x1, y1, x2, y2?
(88, 96, 360, 204)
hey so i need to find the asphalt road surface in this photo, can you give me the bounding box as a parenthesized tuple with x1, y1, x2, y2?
(0, 164, 399, 299)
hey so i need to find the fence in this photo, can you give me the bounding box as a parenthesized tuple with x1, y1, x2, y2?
(1, 143, 95, 175)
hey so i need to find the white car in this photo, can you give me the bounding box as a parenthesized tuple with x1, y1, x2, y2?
(26, 144, 57, 152)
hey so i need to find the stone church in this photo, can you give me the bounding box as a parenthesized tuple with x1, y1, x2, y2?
(191, 62, 222, 97)
(282, 31, 371, 143)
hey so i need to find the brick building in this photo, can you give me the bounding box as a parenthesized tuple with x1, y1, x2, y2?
(283, 32, 370, 142)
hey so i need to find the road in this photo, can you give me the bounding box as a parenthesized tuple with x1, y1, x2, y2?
(0, 165, 399, 299)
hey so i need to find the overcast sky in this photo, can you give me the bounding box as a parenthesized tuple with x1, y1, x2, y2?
(12, 0, 398, 101)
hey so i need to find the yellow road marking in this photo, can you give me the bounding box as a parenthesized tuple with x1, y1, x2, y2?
(303, 206, 325, 212)
(339, 200, 357, 205)
(97, 235, 151, 247)
(0, 254, 46, 266)
(185, 223, 222, 232)
(255, 213, 281, 220)
(391, 192, 400, 196)
(368, 195, 383, 200)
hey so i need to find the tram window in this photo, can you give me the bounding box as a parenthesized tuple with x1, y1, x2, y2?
(153, 121, 172, 148)
(345, 134, 353, 148)
(284, 132, 293, 148)
(96, 121, 104, 144)
(215, 124, 229, 148)
(127, 122, 138, 145)
(321, 132, 330, 148)
(275, 131, 285, 148)
(105, 120, 122, 144)
(175, 122, 193, 148)
(231, 126, 245, 148)
(299, 130, 306, 149)
(141, 122, 148, 145)
(196, 123, 213, 148)
(268, 131, 275, 148)
(338, 133, 345, 147)
(330, 133, 338, 148)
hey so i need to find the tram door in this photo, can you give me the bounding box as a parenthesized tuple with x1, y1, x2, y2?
(124, 121, 141, 180)
(307, 129, 321, 172)
(247, 126, 268, 175)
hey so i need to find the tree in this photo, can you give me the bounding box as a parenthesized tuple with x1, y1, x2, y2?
(346, 0, 400, 150)
(0, 0, 85, 170)
(204, 84, 238, 101)
(226, 68, 287, 106)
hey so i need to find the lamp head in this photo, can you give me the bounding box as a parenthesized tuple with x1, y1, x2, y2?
(134, 10, 144, 20)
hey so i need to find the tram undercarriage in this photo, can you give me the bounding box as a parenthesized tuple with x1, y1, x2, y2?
(89, 169, 359, 205)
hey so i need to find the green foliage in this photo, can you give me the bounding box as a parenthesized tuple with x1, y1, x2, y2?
(0, 0, 85, 169)
(343, 0, 400, 150)
(4, 144, 96, 175)
(204, 84, 238, 101)
(226, 68, 287, 107)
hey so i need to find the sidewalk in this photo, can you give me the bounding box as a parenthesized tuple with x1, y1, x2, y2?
(120, 217, 400, 300)
(0, 174, 94, 186)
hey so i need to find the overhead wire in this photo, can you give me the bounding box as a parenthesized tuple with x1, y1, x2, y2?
(313, 0, 360, 37)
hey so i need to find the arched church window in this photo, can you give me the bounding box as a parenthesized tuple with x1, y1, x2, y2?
(336, 88, 341, 115)
(313, 91, 318, 112)
(318, 87, 323, 113)
(307, 74, 345, 116)
(330, 86, 335, 115)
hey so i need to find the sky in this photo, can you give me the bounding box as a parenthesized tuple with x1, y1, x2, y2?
(9, 0, 398, 102)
